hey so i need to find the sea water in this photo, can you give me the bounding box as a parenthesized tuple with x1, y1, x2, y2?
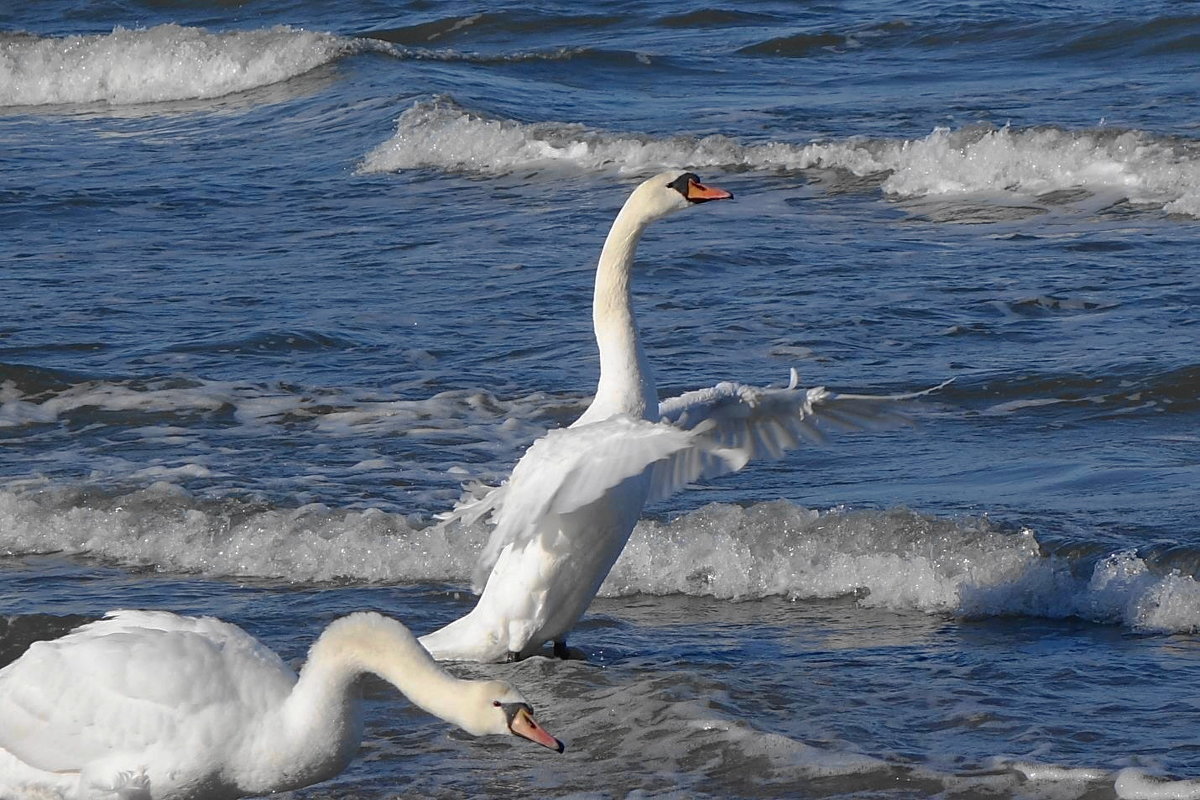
(1, 1, 1198, 797)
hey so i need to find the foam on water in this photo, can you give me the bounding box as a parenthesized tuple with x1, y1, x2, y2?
(451, 658, 1144, 800)
(6, 483, 1200, 634)
(0, 24, 367, 107)
(357, 96, 746, 177)
(361, 98, 1200, 217)
(609, 501, 1200, 633)
(0, 374, 579, 511)
(884, 125, 1200, 217)
(0, 375, 571, 462)
(0, 482, 480, 581)
(550, 687, 898, 798)
(0, 375, 570, 435)
(1115, 770, 1200, 800)
(0, 378, 233, 427)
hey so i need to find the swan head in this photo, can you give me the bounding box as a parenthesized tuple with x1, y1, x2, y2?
(461, 680, 566, 753)
(307, 613, 564, 753)
(624, 170, 733, 223)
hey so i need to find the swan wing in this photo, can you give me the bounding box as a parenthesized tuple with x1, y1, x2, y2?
(437, 479, 509, 530)
(468, 416, 707, 590)
(0, 610, 293, 772)
(649, 370, 944, 503)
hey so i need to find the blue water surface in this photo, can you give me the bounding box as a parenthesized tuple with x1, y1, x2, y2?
(2, 1, 1199, 797)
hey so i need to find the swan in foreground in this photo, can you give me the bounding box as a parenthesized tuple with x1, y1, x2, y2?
(419, 171, 928, 663)
(0, 610, 562, 800)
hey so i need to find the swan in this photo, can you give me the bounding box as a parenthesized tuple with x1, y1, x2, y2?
(0, 609, 563, 800)
(419, 171, 928, 663)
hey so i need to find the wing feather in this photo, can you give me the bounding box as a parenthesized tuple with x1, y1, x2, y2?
(649, 372, 947, 503)
(444, 416, 736, 591)
(439, 375, 945, 592)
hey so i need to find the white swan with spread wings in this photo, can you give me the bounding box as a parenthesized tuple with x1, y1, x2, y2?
(419, 171, 926, 663)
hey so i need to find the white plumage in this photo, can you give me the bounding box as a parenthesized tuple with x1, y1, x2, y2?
(419, 171, 930, 663)
(0, 609, 562, 800)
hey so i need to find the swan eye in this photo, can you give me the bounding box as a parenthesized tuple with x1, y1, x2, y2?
(493, 700, 502, 707)
(666, 172, 700, 197)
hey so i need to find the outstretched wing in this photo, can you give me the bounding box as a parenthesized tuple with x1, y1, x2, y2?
(445, 416, 737, 591)
(649, 369, 946, 503)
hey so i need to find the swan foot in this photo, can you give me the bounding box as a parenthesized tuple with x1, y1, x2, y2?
(553, 640, 588, 660)
(503, 643, 584, 661)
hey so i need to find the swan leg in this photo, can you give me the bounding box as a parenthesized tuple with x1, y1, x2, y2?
(505, 651, 521, 663)
(553, 639, 570, 660)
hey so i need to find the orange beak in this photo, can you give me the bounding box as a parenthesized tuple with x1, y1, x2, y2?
(685, 177, 733, 203)
(506, 704, 565, 753)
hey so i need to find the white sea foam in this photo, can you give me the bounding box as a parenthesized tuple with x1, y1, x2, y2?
(1011, 762, 1114, 783)
(604, 501, 1200, 633)
(0, 377, 566, 441)
(361, 98, 1200, 217)
(0, 376, 578, 512)
(1116, 769, 1200, 800)
(5, 483, 1200, 634)
(0, 378, 231, 428)
(357, 97, 786, 176)
(0, 482, 483, 581)
(881, 126, 1200, 214)
(0, 374, 577, 521)
(0, 24, 365, 107)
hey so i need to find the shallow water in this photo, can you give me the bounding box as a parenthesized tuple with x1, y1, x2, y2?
(2, 1, 1199, 797)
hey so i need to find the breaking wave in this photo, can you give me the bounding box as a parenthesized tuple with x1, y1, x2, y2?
(0, 24, 373, 108)
(5, 484, 1200, 635)
(361, 98, 1200, 218)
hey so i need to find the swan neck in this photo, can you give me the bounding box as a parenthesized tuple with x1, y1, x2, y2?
(587, 204, 656, 422)
(289, 615, 474, 736)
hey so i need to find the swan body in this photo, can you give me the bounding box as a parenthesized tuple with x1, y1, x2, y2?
(0, 610, 562, 800)
(419, 171, 926, 663)
(420, 415, 740, 661)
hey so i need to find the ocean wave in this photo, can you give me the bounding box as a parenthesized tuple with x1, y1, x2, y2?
(1047, 15, 1200, 59)
(360, 99, 1200, 218)
(0, 372, 576, 509)
(0, 24, 368, 108)
(657, 9, 781, 28)
(5, 484, 1200, 634)
(164, 328, 363, 355)
(737, 31, 849, 57)
(930, 364, 1200, 419)
(880, 125, 1200, 217)
(531, 672, 897, 798)
(357, 96, 756, 177)
(605, 501, 1200, 633)
(382, 45, 650, 67)
(363, 14, 510, 46)
(0, 371, 572, 435)
(362, 11, 619, 47)
(0, 375, 235, 428)
(1115, 768, 1200, 800)
(843, 13, 1200, 62)
(0, 482, 474, 581)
